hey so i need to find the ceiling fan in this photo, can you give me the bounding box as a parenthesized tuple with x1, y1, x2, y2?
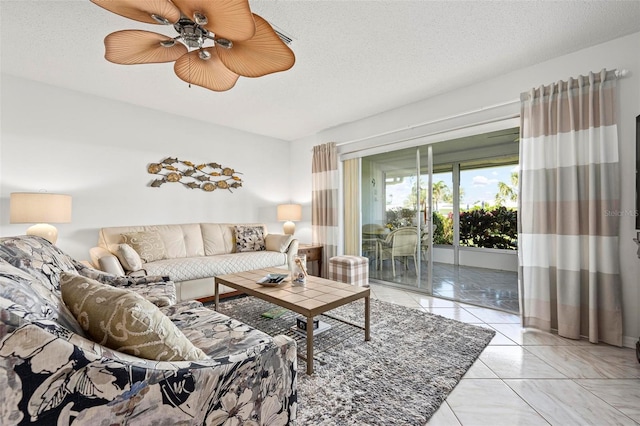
(90, 0, 295, 92)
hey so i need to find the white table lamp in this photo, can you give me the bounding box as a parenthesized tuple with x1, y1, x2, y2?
(10, 192, 72, 244)
(277, 204, 302, 235)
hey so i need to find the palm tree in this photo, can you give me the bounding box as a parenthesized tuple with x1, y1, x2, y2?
(432, 181, 451, 211)
(403, 179, 454, 212)
(442, 186, 464, 205)
(403, 178, 425, 211)
(495, 172, 519, 206)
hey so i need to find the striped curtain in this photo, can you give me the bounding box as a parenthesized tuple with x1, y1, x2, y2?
(343, 158, 360, 256)
(519, 69, 622, 346)
(312, 142, 339, 277)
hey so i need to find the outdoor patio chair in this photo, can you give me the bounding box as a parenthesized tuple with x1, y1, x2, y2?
(377, 226, 419, 276)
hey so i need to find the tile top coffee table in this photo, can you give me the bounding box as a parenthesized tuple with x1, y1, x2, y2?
(214, 268, 370, 375)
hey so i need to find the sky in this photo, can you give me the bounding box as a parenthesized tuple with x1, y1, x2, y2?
(385, 164, 518, 211)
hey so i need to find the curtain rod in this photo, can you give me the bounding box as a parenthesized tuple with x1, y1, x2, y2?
(335, 99, 520, 147)
(615, 69, 629, 78)
(336, 68, 629, 148)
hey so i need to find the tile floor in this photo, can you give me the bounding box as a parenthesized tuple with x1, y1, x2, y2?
(368, 283, 640, 426)
(369, 261, 520, 313)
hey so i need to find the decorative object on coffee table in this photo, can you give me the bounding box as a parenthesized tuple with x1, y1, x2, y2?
(147, 157, 243, 192)
(292, 254, 308, 285)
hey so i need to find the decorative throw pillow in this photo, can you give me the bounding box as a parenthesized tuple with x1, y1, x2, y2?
(265, 234, 294, 253)
(60, 272, 208, 361)
(234, 226, 266, 252)
(113, 244, 143, 272)
(121, 231, 166, 263)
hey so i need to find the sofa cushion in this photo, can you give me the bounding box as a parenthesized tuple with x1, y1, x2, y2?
(234, 225, 266, 252)
(161, 301, 275, 359)
(201, 223, 236, 255)
(113, 244, 143, 272)
(60, 273, 208, 361)
(153, 225, 196, 259)
(143, 251, 288, 282)
(121, 231, 166, 263)
(265, 234, 294, 253)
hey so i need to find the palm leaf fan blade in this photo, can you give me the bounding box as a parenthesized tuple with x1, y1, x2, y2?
(90, 0, 180, 25)
(104, 30, 187, 64)
(171, 0, 255, 41)
(174, 49, 239, 92)
(216, 14, 295, 77)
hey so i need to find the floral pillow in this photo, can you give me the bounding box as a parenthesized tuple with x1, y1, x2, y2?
(234, 226, 266, 252)
(121, 231, 166, 263)
(60, 272, 208, 361)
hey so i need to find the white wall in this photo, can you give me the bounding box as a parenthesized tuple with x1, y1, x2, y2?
(0, 75, 292, 260)
(291, 32, 640, 346)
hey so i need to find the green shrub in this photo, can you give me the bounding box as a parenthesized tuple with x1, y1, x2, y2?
(459, 206, 517, 250)
(385, 206, 517, 249)
(432, 212, 453, 245)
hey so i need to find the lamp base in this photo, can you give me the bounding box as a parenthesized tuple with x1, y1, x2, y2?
(283, 221, 296, 235)
(26, 223, 58, 245)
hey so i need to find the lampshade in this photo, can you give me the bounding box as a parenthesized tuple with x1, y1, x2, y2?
(277, 204, 302, 235)
(10, 193, 72, 244)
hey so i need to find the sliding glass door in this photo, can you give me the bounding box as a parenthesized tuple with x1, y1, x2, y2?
(361, 146, 433, 291)
(358, 127, 520, 313)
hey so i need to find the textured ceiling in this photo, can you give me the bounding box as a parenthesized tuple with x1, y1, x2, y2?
(2, 1, 640, 141)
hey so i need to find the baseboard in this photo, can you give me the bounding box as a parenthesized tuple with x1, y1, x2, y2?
(623, 335, 638, 349)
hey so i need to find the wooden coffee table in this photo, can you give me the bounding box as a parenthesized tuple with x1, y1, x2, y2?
(214, 268, 370, 375)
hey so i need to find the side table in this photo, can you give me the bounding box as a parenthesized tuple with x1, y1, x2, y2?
(297, 244, 324, 277)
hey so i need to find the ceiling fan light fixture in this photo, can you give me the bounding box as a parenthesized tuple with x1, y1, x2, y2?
(193, 12, 208, 26)
(215, 38, 233, 49)
(174, 19, 205, 48)
(151, 14, 171, 25)
(92, 0, 294, 91)
(171, 0, 255, 41)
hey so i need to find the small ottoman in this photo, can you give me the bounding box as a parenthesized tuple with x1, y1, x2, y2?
(328, 255, 369, 287)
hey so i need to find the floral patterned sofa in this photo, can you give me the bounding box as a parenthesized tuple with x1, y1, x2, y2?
(0, 235, 297, 425)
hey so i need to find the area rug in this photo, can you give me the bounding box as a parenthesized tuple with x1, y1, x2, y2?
(216, 297, 495, 425)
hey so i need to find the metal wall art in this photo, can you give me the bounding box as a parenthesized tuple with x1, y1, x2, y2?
(148, 157, 243, 192)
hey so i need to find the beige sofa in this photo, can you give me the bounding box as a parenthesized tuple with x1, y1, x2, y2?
(90, 223, 298, 301)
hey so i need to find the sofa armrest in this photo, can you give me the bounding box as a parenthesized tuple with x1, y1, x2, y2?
(73, 259, 167, 286)
(0, 309, 297, 425)
(89, 246, 125, 276)
(70, 259, 176, 306)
